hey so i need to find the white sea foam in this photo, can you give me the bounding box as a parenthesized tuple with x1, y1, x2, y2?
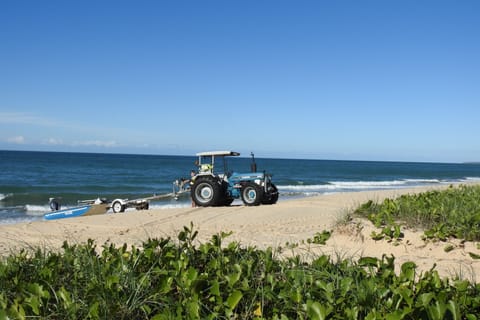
(276, 178, 455, 196)
(25, 205, 51, 216)
(25, 204, 50, 212)
(403, 179, 441, 183)
(0, 193, 12, 201)
(329, 180, 409, 188)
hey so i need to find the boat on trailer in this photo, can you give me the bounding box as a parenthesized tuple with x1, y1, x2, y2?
(43, 180, 191, 220)
(44, 198, 109, 220)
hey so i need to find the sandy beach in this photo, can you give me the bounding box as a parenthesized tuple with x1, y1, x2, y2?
(1, 184, 479, 281)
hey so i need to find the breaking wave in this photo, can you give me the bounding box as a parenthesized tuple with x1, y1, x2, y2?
(0, 193, 12, 201)
(276, 178, 469, 197)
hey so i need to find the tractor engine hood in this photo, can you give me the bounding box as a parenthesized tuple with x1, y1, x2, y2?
(230, 172, 266, 180)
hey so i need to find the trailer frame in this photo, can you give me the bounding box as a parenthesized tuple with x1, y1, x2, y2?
(109, 179, 191, 213)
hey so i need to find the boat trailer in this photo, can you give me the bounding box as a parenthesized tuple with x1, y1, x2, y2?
(47, 178, 191, 218)
(109, 178, 191, 213)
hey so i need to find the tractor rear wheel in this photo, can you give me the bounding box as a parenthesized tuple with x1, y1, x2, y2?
(219, 181, 233, 206)
(191, 176, 223, 207)
(221, 197, 234, 206)
(241, 182, 264, 206)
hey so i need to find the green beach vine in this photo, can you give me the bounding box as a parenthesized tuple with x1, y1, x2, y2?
(355, 184, 480, 242)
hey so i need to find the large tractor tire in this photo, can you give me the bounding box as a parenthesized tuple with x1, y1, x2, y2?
(191, 176, 223, 207)
(241, 182, 264, 206)
(219, 181, 234, 206)
(262, 184, 279, 205)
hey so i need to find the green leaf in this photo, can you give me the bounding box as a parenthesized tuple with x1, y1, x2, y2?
(88, 302, 99, 318)
(385, 310, 404, 320)
(419, 293, 435, 308)
(25, 296, 40, 315)
(340, 277, 353, 296)
(358, 257, 379, 267)
(307, 300, 332, 320)
(444, 244, 455, 252)
(397, 287, 414, 308)
(427, 300, 447, 320)
(400, 262, 417, 282)
(469, 252, 480, 259)
(309, 230, 332, 245)
(210, 279, 220, 297)
(106, 274, 120, 289)
(226, 290, 243, 310)
(225, 264, 242, 287)
(58, 286, 73, 308)
(371, 231, 385, 240)
(26, 283, 48, 298)
(187, 300, 200, 319)
(191, 279, 208, 294)
(446, 300, 460, 320)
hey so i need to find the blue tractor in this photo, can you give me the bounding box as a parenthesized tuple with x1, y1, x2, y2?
(190, 151, 279, 207)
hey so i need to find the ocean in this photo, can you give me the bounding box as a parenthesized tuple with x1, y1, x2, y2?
(1, 150, 480, 225)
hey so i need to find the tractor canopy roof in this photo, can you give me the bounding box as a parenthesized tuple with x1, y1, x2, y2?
(196, 151, 240, 157)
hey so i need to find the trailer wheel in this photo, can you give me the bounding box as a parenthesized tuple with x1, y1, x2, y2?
(112, 200, 126, 213)
(191, 176, 222, 207)
(136, 202, 149, 210)
(241, 182, 264, 206)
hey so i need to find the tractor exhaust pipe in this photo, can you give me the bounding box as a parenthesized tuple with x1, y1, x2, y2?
(250, 152, 257, 173)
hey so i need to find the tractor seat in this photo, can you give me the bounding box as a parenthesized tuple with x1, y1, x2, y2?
(200, 164, 213, 172)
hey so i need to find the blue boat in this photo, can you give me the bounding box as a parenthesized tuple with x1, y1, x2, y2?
(44, 198, 109, 220)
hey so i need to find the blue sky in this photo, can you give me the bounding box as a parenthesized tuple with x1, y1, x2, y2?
(1, 1, 479, 162)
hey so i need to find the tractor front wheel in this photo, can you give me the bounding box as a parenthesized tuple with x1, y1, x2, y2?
(241, 183, 264, 206)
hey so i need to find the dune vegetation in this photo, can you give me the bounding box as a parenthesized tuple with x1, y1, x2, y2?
(355, 184, 480, 242)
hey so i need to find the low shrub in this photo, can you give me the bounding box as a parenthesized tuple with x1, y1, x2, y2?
(355, 184, 480, 242)
(1, 223, 480, 319)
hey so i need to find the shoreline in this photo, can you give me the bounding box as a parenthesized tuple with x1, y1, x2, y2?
(1, 183, 480, 280)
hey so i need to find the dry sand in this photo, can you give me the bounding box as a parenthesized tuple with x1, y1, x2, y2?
(1, 184, 479, 281)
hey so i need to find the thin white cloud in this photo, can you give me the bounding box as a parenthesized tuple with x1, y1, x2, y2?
(6, 136, 26, 144)
(0, 111, 135, 151)
(73, 140, 118, 148)
(0, 112, 59, 127)
(0, 111, 121, 138)
(42, 138, 64, 145)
